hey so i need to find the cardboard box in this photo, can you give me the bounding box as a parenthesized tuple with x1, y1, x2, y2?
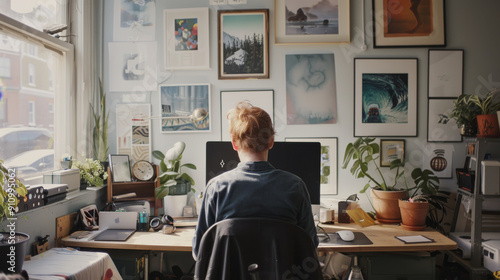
(483, 240, 500, 273)
(44, 169, 80, 192)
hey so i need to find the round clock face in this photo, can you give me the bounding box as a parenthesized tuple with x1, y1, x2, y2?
(132, 160, 154, 181)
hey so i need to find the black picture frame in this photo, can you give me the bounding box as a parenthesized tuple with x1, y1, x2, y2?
(372, 0, 446, 48)
(428, 49, 464, 98)
(109, 154, 133, 183)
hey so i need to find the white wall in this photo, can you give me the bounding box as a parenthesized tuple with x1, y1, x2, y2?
(102, 0, 500, 211)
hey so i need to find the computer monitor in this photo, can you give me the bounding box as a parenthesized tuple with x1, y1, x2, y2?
(205, 141, 321, 216)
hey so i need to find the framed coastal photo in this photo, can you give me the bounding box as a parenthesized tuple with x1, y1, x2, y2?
(372, 0, 445, 48)
(220, 90, 274, 141)
(380, 139, 405, 167)
(218, 9, 269, 79)
(274, 0, 350, 44)
(427, 98, 461, 142)
(354, 58, 418, 137)
(164, 7, 210, 70)
(428, 49, 464, 98)
(285, 137, 338, 195)
(159, 84, 211, 133)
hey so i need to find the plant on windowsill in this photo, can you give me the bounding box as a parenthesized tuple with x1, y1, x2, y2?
(73, 158, 108, 187)
(0, 160, 30, 273)
(153, 142, 197, 217)
(92, 79, 109, 170)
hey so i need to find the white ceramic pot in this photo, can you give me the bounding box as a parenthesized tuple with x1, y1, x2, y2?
(163, 195, 188, 217)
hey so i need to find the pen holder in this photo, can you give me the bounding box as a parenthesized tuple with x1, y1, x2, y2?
(137, 212, 149, 231)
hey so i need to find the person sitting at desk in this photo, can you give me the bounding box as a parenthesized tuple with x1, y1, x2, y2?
(192, 101, 318, 259)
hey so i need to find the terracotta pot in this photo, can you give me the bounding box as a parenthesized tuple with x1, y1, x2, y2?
(399, 200, 429, 231)
(477, 114, 500, 138)
(371, 189, 407, 224)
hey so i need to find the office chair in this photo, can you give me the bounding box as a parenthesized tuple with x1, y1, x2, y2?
(194, 218, 323, 280)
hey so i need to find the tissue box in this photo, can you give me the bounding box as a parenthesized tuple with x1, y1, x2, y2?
(483, 240, 500, 273)
(43, 169, 80, 192)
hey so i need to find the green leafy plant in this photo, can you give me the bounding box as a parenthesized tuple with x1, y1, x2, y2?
(92, 79, 109, 162)
(469, 89, 500, 115)
(73, 158, 108, 187)
(0, 160, 27, 224)
(448, 94, 482, 128)
(153, 142, 197, 199)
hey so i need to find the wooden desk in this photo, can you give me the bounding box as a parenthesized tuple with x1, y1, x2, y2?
(62, 223, 457, 253)
(318, 223, 457, 253)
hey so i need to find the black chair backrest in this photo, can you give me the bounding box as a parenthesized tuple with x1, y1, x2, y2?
(195, 218, 322, 280)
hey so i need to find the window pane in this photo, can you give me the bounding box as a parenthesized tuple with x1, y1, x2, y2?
(0, 0, 67, 32)
(0, 30, 58, 180)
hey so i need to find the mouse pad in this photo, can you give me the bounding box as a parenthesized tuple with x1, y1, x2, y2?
(318, 232, 373, 246)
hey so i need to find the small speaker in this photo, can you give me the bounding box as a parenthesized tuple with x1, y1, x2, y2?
(338, 201, 350, 223)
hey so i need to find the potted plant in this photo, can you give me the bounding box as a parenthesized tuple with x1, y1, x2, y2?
(342, 137, 407, 223)
(153, 141, 196, 217)
(448, 94, 482, 137)
(91, 78, 109, 172)
(73, 158, 108, 188)
(470, 89, 500, 137)
(398, 168, 442, 231)
(0, 160, 30, 274)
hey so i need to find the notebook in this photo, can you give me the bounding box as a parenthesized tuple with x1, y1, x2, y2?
(93, 211, 137, 241)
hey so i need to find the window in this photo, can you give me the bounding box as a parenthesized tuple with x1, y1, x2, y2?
(0, 2, 72, 183)
(0, 57, 11, 78)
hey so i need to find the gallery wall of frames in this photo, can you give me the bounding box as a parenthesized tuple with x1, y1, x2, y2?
(101, 0, 500, 206)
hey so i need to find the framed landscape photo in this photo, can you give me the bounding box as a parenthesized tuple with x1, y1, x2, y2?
(274, 0, 350, 44)
(164, 7, 210, 70)
(220, 90, 274, 141)
(285, 137, 338, 195)
(427, 98, 461, 142)
(380, 139, 405, 167)
(428, 49, 464, 98)
(159, 84, 211, 133)
(354, 58, 418, 137)
(218, 9, 269, 79)
(372, 0, 445, 48)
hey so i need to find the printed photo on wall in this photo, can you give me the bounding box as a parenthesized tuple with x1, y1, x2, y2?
(164, 7, 210, 70)
(427, 98, 461, 142)
(113, 0, 156, 42)
(116, 104, 152, 162)
(354, 58, 417, 137)
(159, 84, 211, 133)
(285, 53, 338, 125)
(108, 42, 157, 92)
(423, 144, 454, 179)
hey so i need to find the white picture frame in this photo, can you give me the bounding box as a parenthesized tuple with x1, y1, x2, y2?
(285, 137, 338, 195)
(164, 7, 210, 70)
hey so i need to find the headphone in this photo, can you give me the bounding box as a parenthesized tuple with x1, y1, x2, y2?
(149, 215, 174, 231)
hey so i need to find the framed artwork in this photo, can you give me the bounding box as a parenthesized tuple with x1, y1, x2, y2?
(159, 84, 211, 133)
(427, 98, 461, 142)
(274, 0, 350, 44)
(116, 104, 152, 163)
(164, 7, 210, 70)
(285, 137, 338, 195)
(286, 53, 338, 125)
(372, 0, 446, 48)
(354, 58, 418, 137)
(108, 42, 157, 92)
(428, 49, 464, 98)
(220, 90, 274, 141)
(218, 9, 269, 79)
(113, 0, 156, 42)
(423, 144, 454, 179)
(380, 139, 405, 167)
(109, 154, 132, 183)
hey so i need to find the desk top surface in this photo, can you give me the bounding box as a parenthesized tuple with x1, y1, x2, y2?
(62, 223, 457, 253)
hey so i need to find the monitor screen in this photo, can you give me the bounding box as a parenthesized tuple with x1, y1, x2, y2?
(205, 141, 321, 205)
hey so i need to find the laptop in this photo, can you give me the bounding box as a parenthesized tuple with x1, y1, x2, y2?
(93, 211, 137, 241)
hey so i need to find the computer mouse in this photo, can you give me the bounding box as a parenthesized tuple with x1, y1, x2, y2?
(337, 230, 355, 242)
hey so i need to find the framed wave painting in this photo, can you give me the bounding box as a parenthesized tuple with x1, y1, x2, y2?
(354, 58, 418, 137)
